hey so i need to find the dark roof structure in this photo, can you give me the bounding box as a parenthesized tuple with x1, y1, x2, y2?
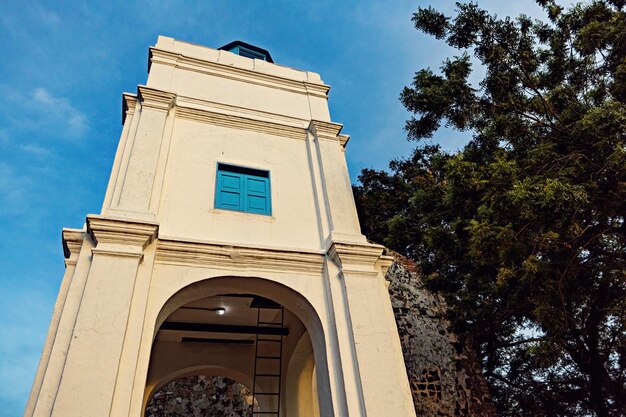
(218, 40, 274, 63)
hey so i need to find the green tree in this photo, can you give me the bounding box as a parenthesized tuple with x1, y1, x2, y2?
(354, 1, 626, 416)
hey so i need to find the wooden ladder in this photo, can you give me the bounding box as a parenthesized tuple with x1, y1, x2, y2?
(251, 302, 284, 417)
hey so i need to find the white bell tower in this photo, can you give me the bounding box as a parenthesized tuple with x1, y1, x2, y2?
(24, 36, 416, 417)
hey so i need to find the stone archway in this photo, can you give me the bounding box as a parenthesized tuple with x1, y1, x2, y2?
(143, 276, 332, 417)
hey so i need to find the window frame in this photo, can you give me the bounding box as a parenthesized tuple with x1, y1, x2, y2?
(235, 45, 267, 61)
(214, 163, 272, 216)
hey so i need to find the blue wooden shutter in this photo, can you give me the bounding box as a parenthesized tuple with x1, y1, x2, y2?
(215, 163, 271, 215)
(244, 175, 270, 215)
(216, 171, 243, 211)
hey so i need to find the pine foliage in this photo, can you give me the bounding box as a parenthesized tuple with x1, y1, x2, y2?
(354, 2, 626, 416)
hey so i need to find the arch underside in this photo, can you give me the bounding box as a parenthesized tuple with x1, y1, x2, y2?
(144, 276, 325, 417)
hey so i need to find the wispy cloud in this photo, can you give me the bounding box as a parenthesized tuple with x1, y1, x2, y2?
(31, 3, 61, 26)
(31, 88, 88, 138)
(20, 144, 52, 157)
(0, 85, 89, 141)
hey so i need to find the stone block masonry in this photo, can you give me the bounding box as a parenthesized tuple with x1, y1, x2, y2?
(385, 253, 497, 417)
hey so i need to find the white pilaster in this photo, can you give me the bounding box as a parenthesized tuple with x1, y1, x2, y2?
(309, 121, 366, 246)
(50, 217, 157, 417)
(25, 230, 84, 417)
(328, 242, 416, 417)
(106, 86, 176, 221)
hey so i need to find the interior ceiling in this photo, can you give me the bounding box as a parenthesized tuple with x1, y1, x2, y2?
(156, 295, 287, 343)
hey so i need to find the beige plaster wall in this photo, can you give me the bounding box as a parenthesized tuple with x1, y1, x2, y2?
(285, 333, 318, 417)
(148, 36, 331, 122)
(157, 120, 321, 249)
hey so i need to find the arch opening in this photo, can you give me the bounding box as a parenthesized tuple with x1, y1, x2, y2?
(143, 276, 329, 417)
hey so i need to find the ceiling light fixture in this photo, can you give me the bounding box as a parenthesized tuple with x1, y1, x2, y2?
(180, 306, 228, 315)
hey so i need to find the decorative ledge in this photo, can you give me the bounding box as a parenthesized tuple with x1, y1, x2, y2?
(91, 248, 145, 259)
(309, 120, 343, 140)
(121, 87, 347, 143)
(122, 93, 138, 125)
(338, 134, 350, 149)
(177, 95, 310, 127)
(327, 242, 389, 276)
(378, 252, 395, 275)
(156, 239, 325, 274)
(62, 228, 84, 260)
(176, 106, 306, 140)
(86, 215, 158, 249)
(149, 47, 330, 99)
(137, 85, 176, 112)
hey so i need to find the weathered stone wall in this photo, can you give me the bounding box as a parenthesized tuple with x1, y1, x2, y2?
(386, 253, 496, 417)
(145, 375, 254, 417)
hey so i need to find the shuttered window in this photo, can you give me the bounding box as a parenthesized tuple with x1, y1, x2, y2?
(215, 163, 271, 215)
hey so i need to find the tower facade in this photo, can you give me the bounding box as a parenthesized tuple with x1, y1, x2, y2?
(24, 37, 416, 417)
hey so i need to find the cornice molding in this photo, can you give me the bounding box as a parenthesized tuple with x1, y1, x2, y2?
(122, 93, 138, 125)
(327, 242, 388, 276)
(338, 134, 350, 149)
(62, 228, 84, 260)
(176, 95, 309, 127)
(378, 254, 395, 276)
(155, 239, 325, 274)
(176, 106, 306, 140)
(150, 47, 330, 99)
(309, 120, 343, 140)
(137, 85, 176, 112)
(86, 216, 158, 249)
(91, 248, 145, 260)
(122, 87, 346, 143)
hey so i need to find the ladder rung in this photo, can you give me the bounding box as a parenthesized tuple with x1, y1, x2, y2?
(255, 373, 280, 377)
(257, 355, 281, 359)
(257, 338, 281, 342)
(258, 321, 282, 326)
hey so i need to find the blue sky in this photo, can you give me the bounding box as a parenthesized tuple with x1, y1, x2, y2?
(0, 1, 546, 415)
